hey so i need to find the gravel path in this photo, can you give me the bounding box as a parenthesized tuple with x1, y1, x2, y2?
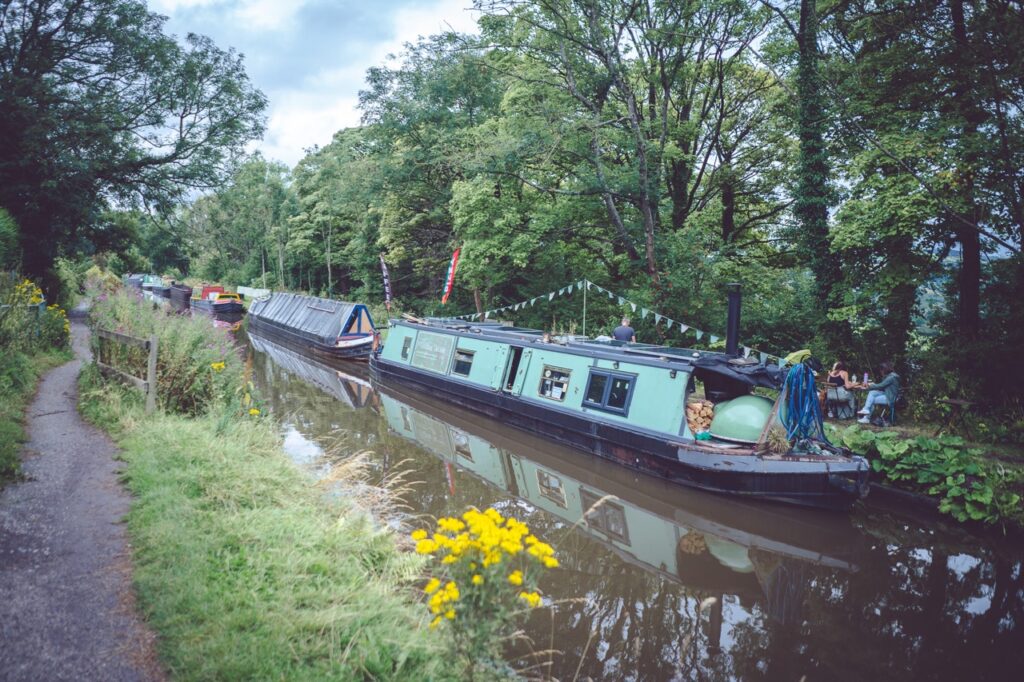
(0, 317, 163, 681)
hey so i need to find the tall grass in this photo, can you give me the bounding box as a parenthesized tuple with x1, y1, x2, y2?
(78, 366, 453, 680)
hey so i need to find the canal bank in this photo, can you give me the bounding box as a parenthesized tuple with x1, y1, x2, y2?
(249, 329, 1024, 681)
(76, 290, 453, 680)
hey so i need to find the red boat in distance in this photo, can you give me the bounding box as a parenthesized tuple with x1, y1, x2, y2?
(191, 285, 244, 315)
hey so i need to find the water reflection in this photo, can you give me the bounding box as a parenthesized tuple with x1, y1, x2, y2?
(249, 332, 1024, 681)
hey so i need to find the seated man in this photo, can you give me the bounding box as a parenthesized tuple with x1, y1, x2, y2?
(612, 317, 636, 343)
(858, 361, 900, 425)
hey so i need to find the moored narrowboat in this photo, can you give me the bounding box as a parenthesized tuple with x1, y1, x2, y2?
(370, 299, 869, 509)
(191, 285, 244, 315)
(247, 292, 377, 362)
(140, 274, 162, 292)
(169, 283, 192, 308)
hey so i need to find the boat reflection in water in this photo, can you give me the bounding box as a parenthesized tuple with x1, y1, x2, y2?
(249, 330, 1024, 681)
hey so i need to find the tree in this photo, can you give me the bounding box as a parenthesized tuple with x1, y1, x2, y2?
(0, 0, 266, 289)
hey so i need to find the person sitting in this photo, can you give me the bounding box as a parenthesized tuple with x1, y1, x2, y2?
(858, 361, 900, 425)
(821, 361, 859, 418)
(612, 317, 636, 343)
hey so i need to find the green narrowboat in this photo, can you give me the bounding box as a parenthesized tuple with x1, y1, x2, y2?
(370, 301, 869, 509)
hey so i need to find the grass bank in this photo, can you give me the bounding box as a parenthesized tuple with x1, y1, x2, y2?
(0, 349, 72, 483)
(78, 366, 450, 680)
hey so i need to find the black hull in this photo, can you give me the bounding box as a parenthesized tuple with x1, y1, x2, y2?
(152, 286, 170, 298)
(169, 287, 191, 307)
(192, 300, 244, 315)
(370, 356, 869, 510)
(249, 315, 372, 362)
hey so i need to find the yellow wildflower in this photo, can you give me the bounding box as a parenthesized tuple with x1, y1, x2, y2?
(248, 408, 260, 416)
(471, 574, 484, 586)
(411, 529, 428, 541)
(508, 570, 523, 586)
(444, 609, 456, 620)
(542, 556, 560, 569)
(415, 539, 437, 555)
(429, 615, 442, 629)
(519, 591, 542, 608)
(210, 361, 225, 372)
(424, 578, 441, 594)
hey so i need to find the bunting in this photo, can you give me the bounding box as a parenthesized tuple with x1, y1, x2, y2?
(379, 254, 393, 311)
(444, 278, 790, 366)
(441, 248, 460, 305)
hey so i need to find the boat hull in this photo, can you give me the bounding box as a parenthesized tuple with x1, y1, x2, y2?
(249, 315, 372, 362)
(370, 355, 869, 510)
(191, 299, 244, 315)
(169, 286, 192, 308)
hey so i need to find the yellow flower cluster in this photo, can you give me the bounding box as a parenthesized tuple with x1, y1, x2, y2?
(412, 508, 559, 570)
(424, 579, 460, 629)
(48, 304, 70, 336)
(210, 361, 226, 372)
(248, 407, 260, 416)
(9, 279, 44, 305)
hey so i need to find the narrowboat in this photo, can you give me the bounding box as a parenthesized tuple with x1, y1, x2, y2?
(151, 280, 171, 298)
(191, 285, 244, 315)
(169, 283, 192, 308)
(370, 293, 869, 509)
(140, 274, 162, 292)
(123, 274, 144, 290)
(248, 292, 377, 362)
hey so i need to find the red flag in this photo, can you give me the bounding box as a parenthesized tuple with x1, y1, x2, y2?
(441, 247, 460, 304)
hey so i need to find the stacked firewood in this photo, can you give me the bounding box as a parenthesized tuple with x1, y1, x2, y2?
(686, 398, 715, 433)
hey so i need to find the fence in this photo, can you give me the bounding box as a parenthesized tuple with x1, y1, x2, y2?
(95, 327, 158, 413)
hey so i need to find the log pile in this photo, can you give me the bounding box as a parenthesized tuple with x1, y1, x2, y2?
(686, 398, 715, 433)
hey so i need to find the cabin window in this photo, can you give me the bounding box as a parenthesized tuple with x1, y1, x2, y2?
(581, 488, 630, 544)
(401, 336, 412, 360)
(452, 349, 474, 376)
(538, 366, 571, 401)
(583, 370, 635, 415)
(536, 470, 567, 508)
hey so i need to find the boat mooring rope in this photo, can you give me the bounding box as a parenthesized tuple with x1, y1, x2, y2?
(783, 362, 830, 444)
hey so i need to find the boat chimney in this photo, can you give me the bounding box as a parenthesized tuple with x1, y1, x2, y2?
(726, 283, 741, 356)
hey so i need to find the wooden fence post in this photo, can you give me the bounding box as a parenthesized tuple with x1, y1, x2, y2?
(145, 334, 158, 414)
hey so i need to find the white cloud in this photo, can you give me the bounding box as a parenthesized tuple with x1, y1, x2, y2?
(259, 0, 480, 165)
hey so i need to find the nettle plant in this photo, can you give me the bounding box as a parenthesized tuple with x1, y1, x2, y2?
(837, 426, 1023, 527)
(411, 507, 559, 677)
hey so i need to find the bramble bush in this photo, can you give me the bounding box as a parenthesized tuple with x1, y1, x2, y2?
(88, 288, 247, 415)
(836, 425, 1024, 528)
(411, 507, 559, 679)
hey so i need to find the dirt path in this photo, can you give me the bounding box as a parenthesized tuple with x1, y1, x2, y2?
(0, 317, 163, 681)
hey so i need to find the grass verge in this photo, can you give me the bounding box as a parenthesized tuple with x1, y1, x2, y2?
(0, 349, 72, 484)
(78, 364, 451, 681)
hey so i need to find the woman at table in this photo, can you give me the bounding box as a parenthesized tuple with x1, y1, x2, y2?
(821, 361, 859, 418)
(858, 361, 900, 424)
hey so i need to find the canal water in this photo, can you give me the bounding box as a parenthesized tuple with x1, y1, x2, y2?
(247, 333, 1024, 681)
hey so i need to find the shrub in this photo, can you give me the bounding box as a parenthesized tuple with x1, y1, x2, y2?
(836, 425, 1024, 528)
(0, 275, 70, 351)
(89, 289, 245, 415)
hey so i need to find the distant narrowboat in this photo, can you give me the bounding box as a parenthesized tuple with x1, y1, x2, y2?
(191, 285, 244, 315)
(370, 293, 869, 509)
(140, 274, 162, 292)
(248, 292, 377, 362)
(169, 283, 192, 308)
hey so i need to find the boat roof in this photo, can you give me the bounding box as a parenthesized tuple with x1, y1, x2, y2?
(394, 317, 784, 390)
(249, 292, 375, 345)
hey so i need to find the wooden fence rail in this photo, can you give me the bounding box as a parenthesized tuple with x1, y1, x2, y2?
(95, 327, 158, 413)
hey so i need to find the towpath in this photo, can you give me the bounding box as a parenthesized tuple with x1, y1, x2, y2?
(0, 315, 163, 681)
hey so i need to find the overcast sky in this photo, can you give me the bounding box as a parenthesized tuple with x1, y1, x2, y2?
(151, 0, 480, 167)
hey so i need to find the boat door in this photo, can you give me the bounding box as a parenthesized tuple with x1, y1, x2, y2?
(502, 347, 532, 395)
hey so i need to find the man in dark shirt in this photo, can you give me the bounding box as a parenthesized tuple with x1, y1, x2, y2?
(612, 317, 636, 342)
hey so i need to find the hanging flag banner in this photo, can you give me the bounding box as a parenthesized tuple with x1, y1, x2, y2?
(743, 346, 752, 358)
(441, 247, 461, 304)
(759, 352, 768, 364)
(679, 324, 689, 334)
(695, 330, 704, 340)
(630, 302, 636, 313)
(567, 284, 573, 294)
(654, 313, 662, 324)
(577, 280, 584, 289)
(559, 287, 566, 295)
(641, 308, 650, 319)
(709, 335, 719, 344)
(379, 254, 393, 311)
(548, 292, 555, 301)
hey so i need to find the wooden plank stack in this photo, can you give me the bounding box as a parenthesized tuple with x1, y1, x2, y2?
(686, 398, 715, 433)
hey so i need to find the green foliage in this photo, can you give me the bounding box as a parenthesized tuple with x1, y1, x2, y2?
(0, 276, 70, 352)
(88, 289, 244, 415)
(0, 208, 18, 269)
(836, 426, 1023, 528)
(76, 368, 453, 681)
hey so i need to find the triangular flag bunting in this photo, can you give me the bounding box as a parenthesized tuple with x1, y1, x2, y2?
(630, 302, 636, 313)
(567, 284, 573, 294)
(759, 352, 768, 364)
(743, 346, 752, 358)
(641, 308, 649, 319)
(559, 287, 566, 295)
(654, 313, 662, 324)
(709, 335, 719, 344)
(664, 319, 673, 330)
(695, 330, 704, 340)
(548, 292, 555, 301)
(679, 324, 689, 334)
(607, 291, 613, 300)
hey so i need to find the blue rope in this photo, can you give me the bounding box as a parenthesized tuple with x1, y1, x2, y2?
(782, 363, 830, 444)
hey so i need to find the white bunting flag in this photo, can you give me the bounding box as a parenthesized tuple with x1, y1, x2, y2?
(559, 287, 566, 295)
(654, 313, 662, 324)
(759, 352, 768, 364)
(630, 302, 636, 312)
(641, 308, 649, 319)
(548, 292, 555, 301)
(743, 346, 752, 358)
(679, 324, 689, 334)
(607, 291, 613, 300)
(695, 330, 704, 340)
(709, 335, 719, 344)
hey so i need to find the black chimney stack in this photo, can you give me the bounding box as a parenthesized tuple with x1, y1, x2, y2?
(726, 283, 741, 356)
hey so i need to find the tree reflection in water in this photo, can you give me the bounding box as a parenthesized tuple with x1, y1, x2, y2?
(249, 336, 1024, 681)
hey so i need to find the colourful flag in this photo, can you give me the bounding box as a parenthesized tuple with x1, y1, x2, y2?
(441, 248, 461, 304)
(379, 254, 393, 311)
